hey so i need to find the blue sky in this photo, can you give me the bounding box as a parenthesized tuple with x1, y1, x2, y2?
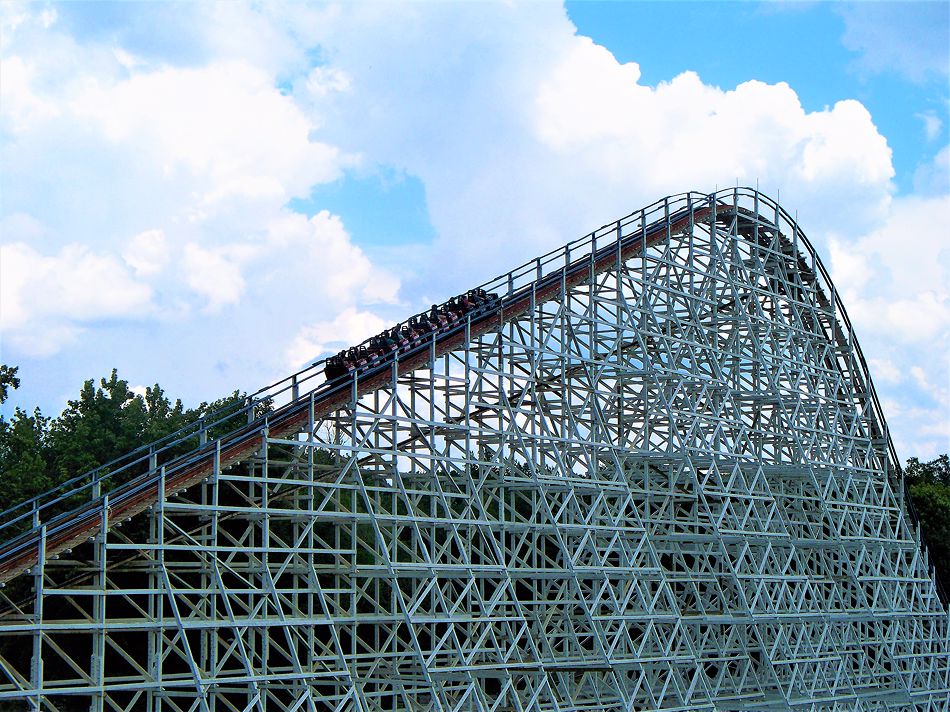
(1, 1, 948, 458)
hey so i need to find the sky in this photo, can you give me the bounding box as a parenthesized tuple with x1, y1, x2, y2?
(1, 1, 948, 459)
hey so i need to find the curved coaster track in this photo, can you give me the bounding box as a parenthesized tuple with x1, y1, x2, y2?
(0, 188, 947, 711)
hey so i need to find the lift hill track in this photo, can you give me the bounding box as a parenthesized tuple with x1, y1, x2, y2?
(0, 190, 898, 587)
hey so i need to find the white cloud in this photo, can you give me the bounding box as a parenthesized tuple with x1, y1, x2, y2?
(883, 293, 949, 343)
(829, 193, 950, 458)
(69, 60, 345, 208)
(828, 238, 872, 293)
(0, 242, 154, 325)
(838, 2, 950, 83)
(914, 144, 950, 195)
(37, 7, 56, 30)
(0, 7, 396, 367)
(0, 213, 46, 243)
(123, 229, 169, 277)
(530, 49, 894, 227)
(257, 3, 897, 338)
(0, 56, 60, 132)
(910, 366, 933, 393)
(1, 1, 944, 458)
(884, 398, 950, 460)
(1, 242, 154, 355)
(181, 243, 247, 312)
(868, 358, 902, 386)
(831, 194, 950, 312)
(4, 325, 84, 359)
(285, 307, 389, 369)
(300, 66, 352, 100)
(265, 211, 400, 305)
(916, 111, 943, 142)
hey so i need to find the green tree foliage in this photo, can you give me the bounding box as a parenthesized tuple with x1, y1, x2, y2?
(905, 454, 950, 485)
(49, 370, 156, 480)
(0, 365, 254, 518)
(0, 365, 19, 405)
(0, 408, 51, 514)
(904, 454, 950, 600)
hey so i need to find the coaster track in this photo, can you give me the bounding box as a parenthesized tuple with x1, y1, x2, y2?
(0, 197, 711, 585)
(1, 188, 944, 712)
(0, 191, 907, 579)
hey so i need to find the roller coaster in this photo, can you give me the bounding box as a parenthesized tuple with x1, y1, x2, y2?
(0, 188, 947, 711)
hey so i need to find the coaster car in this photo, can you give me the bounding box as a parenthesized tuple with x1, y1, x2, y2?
(323, 289, 499, 383)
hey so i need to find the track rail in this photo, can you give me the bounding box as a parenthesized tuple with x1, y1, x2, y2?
(0, 197, 713, 584)
(0, 188, 905, 589)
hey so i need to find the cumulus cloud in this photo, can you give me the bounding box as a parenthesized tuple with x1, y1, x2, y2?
(123, 229, 169, 277)
(0, 55, 60, 131)
(830, 195, 950, 333)
(181, 243, 247, 312)
(838, 2, 950, 83)
(69, 60, 345, 207)
(883, 398, 950, 460)
(265, 211, 400, 305)
(287, 3, 896, 303)
(868, 358, 903, 386)
(534, 40, 892, 214)
(916, 111, 943, 142)
(914, 144, 950, 195)
(829, 193, 950, 457)
(285, 308, 389, 369)
(0, 242, 154, 355)
(1, 1, 944, 456)
(0, 4, 395, 371)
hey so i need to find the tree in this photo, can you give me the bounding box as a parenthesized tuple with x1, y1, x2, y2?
(0, 365, 49, 515)
(905, 454, 950, 602)
(140, 383, 190, 444)
(0, 408, 51, 514)
(905, 455, 950, 485)
(0, 365, 19, 405)
(47, 369, 149, 481)
(0, 368, 258, 524)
